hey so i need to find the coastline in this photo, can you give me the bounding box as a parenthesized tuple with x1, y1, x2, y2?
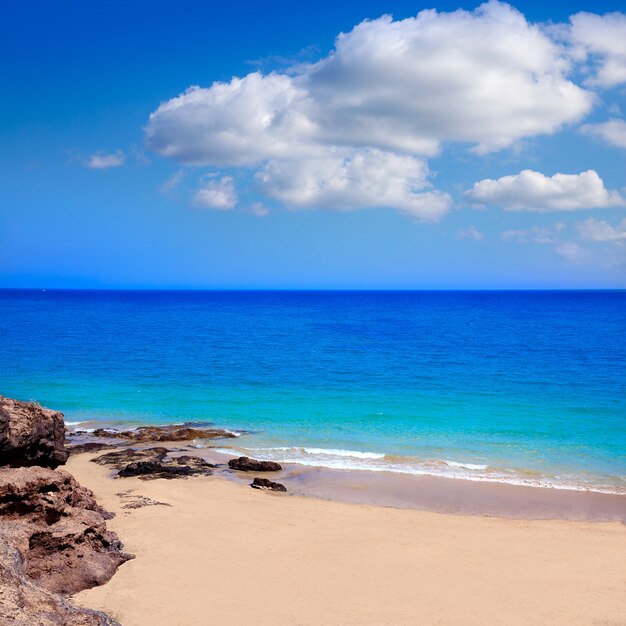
(66, 417, 626, 498)
(70, 452, 626, 626)
(68, 427, 626, 521)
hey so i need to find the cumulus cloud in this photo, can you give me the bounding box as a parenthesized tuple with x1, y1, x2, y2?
(192, 176, 237, 209)
(576, 217, 626, 241)
(580, 118, 626, 149)
(256, 149, 450, 220)
(466, 169, 626, 211)
(501, 223, 565, 243)
(147, 3, 592, 165)
(569, 12, 626, 87)
(144, 1, 600, 219)
(555, 242, 590, 264)
(456, 225, 484, 240)
(85, 150, 125, 169)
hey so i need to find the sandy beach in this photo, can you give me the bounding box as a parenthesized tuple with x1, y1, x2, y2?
(69, 453, 626, 626)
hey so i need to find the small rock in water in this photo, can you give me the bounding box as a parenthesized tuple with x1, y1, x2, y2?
(228, 456, 282, 472)
(89, 424, 236, 443)
(251, 477, 287, 492)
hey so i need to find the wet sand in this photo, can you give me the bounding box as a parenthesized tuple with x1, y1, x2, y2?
(194, 446, 626, 521)
(70, 452, 626, 626)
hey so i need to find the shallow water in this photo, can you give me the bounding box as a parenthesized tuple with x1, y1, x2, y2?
(2, 289, 625, 491)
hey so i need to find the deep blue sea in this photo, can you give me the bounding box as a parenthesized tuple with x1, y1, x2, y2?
(1, 289, 625, 492)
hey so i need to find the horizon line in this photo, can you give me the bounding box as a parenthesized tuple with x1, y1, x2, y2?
(1, 287, 625, 293)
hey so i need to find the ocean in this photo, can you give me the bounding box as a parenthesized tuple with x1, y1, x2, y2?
(1, 289, 625, 493)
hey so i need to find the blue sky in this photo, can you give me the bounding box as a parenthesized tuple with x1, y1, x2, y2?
(1, 0, 625, 289)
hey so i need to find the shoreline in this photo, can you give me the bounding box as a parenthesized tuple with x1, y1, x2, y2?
(66, 420, 626, 497)
(67, 428, 626, 522)
(69, 452, 626, 626)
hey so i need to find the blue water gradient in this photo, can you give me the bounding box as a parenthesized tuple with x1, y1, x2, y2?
(1, 290, 625, 489)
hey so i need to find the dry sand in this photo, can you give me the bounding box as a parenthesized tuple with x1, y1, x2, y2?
(69, 453, 626, 626)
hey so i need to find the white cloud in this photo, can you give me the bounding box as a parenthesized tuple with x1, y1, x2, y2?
(304, 1, 591, 156)
(192, 176, 237, 210)
(256, 149, 451, 220)
(555, 242, 590, 264)
(144, 2, 597, 220)
(466, 169, 625, 211)
(569, 12, 626, 87)
(147, 3, 592, 164)
(576, 217, 626, 241)
(501, 223, 565, 243)
(85, 150, 125, 169)
(146, 73, 313, 167)
(457, 225, 484, 240)
(580, 118, 626, 149)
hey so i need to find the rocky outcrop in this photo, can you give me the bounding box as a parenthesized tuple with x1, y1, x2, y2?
(0, 466, 133, 595)
(228, 456, 282, 472)
(84, 423, 237, 443)
(251, 477, 287, 492)
(92, 447, 215, 480)
(0, 538, 121, 626)
(0, 395, 68, 468)
(0, 396, 131, 625)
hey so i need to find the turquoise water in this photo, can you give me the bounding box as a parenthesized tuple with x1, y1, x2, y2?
(1, 289, 625, 491)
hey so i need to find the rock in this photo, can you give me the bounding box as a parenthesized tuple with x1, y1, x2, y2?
(91, 447, 169, 469)
(0, 396, 68, 468)
(251, 477, 287, 492)
(173, 454, 216, 470)
(66, 442, 118, 456)
(117, 460, 197, 479)
(92, 448, 214, 480)
(0, 537, 121, 625)
(228, 456, 282, 472)
(87, 424, 237, 443)
(0, 466, 133, 596)
(115, 491, 171, 510)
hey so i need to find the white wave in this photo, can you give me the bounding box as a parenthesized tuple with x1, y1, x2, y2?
(211, 447, 241, 456)
(301, 447, 385, 460)
(224, 429, 243, 437)
(65, 421, 84, 426)
(444, 460, 488, 470)
(247, 446, 386, 460)
(180, 443, 625, 495)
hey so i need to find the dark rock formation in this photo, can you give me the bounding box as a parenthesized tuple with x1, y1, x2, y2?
(251, 477, 287, 492)
(0, 395, 68, 468)
(173, 454, 216, 470)
(0, 466, 133, 596)
(228, 456, 282, 472)
(86, 424, 237, 443)
(66, 442, 118, 456)
(92, 448, 215, 480)
(91, 447, 169, 469)
(117, 460, 196, 479)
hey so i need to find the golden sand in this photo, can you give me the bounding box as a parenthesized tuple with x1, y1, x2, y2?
(70, 453, 626, 626)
